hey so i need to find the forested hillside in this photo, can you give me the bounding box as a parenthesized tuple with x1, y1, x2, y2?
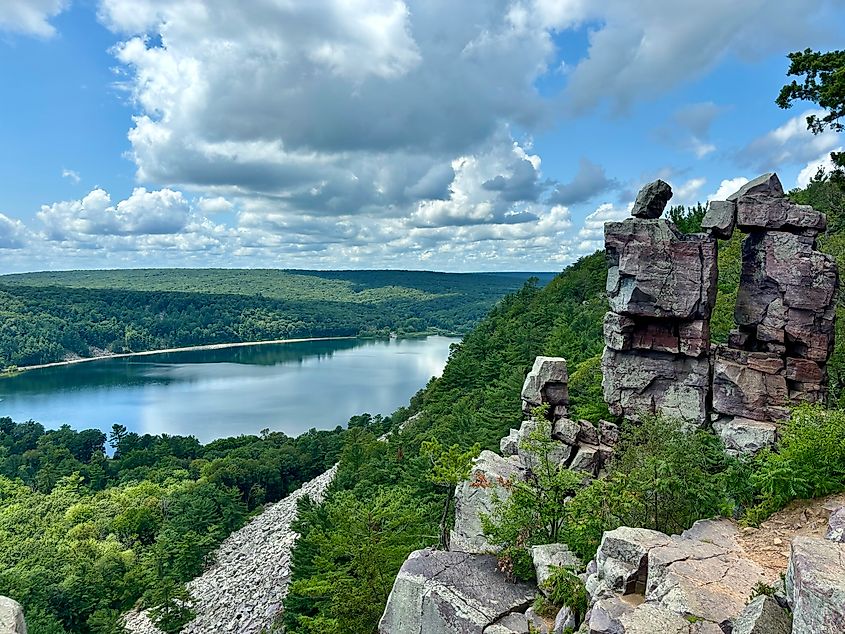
(0, 269, 535, 368)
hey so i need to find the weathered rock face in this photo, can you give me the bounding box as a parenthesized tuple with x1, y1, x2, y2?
(0, 597, 27, 634)
(521, 356, 570, 416)
(602, 181, 717, 426)
(786, 536, 845, 634)
(530, 543, 580, 590)
(708, 174, 838, 449)
(583, 520, 780, 633)
(377, 549, 535, 634)
(604, 173, 838, 447)
(450, 450, 524, 554)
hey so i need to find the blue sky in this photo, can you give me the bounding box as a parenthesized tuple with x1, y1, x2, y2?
(0, 0, 843, 272)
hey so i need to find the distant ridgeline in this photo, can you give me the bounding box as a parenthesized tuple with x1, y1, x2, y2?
(0, 269, 555, 367)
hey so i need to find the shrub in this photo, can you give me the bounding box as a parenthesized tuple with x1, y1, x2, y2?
(544, 566, 588, 624)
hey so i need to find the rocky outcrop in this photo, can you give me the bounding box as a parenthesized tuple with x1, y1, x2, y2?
(377, 549, 535, 634)
(0, 597, 26, 634)
(531, 543, 580, 590)
(450, 450, 524, 554)
(124, 466, 337, 634)
(707, 174, 838, 452)
(785, 536, 845, 634)
(603, 173, 838, 451)
(603, 180, 717, 426)
(583, 520, 780, 632)
(521, 356, 570, 417)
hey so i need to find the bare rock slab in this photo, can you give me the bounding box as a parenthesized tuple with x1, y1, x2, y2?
(0, 597, 26, 634)
(451, 450, 524, 554)
(732, 595, 791, 634)
(378, 549, 535, 634)
(786, 536, 845, 634)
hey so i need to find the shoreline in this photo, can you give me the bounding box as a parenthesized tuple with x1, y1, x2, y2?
(10, 336, 360, 373)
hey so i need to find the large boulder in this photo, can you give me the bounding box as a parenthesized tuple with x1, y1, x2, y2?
(0, 597, 26, 634)
(701, 199, 736, 239)
(785, 536, 845, 634)
(450, 451, 523, 553)
(521, 356, 569, 415)
(377, 549, 535, 634)
(631, 180, 673, 219)
(727, 173, 784, 201)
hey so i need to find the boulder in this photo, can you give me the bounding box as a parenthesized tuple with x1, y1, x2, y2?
(732, 595, 791, 634)
(500, 429, 520, 456)
(569, 445, 601, 475)
(727, 173, 784, 201)
(711, 349, 789, 423)
(599, 420, 620, 446)
(605, 219, 717, 320)
(786, 536, 845, 634)
(825, 506, 845, 542)
(617, 603, 699, 633)
(0, 597, 26, 634)
(737, 196, 826, 234)
(631, 180, 673, 219)
(521, 357, 569, 415)
(552, 417, 580, 445)
(593, 527, 670, 594)
(712, 417, 777, 456)
(451, 451, 524, 554)
(701, 199, 736, 239)
(378, 549, 536, 634)
(514, 419, 572, 470)
(552, 606, 576, 633)
(531, 544, 581, 590)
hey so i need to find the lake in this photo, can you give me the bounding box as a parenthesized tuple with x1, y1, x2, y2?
(0, 336, 459, 442)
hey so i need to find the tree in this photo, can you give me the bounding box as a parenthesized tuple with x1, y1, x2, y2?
(420, 439, 479, 550)
(108, 424, 128, 454)
(777, 48, 845, 169)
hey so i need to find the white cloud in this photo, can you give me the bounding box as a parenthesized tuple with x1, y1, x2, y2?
(0, 0, 68, 37)
(797, 148, 843, 188)
(38, 187, 191, 239)
(0, 213, 28, 249)
(707, 177, 749, 201)
(569, 202, 629, 255)
(61, 168, 81, 184)
(548, 158, 618, 205)
(671, 177, 707, 205)
(737, 110, 842, 172)
(657, 102, 722, 158)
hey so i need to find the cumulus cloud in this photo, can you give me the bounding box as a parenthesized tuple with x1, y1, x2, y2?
(671, 177, 707, 205)
(548, 158, 618, 205)
(737, 110, 842, 172)
(38, 187, 191, 240)
(0, 0, 68, 37)
(707, 177, 749, 201)
(0, 213, 28, 249)
(797, 148, 843, 188)
(569, 202, 629, 255)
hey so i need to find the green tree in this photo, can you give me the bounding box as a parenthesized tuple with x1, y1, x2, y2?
(420, 439, 479, 550)
(777, 48, 845, 169)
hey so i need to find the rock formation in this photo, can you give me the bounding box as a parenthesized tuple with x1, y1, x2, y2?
(786, 536, 845, 633)
(708, 174, 838, 450)
(602, 181, 717, 426)
(603, 173, 838, 451)
(124, 466, 337, 634)
(0, 597, 26, 634)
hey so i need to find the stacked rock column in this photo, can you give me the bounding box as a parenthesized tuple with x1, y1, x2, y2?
(601, 180, 717, 427)
(704, 173, 838, 453)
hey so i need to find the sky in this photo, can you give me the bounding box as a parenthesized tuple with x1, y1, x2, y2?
(0, 0, 843, 273)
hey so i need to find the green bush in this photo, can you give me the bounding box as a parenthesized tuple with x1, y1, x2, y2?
(745, 405, 845, 524)
(544, 566, 588, 624)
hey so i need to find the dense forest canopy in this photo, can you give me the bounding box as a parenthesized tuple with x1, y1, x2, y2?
(0, 269, 551, 368)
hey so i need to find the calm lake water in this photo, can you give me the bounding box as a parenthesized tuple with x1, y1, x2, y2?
(0, 336, 459, 441)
